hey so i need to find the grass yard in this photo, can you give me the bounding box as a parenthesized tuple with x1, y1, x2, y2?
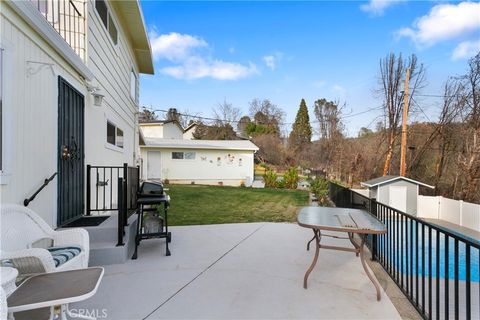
(165, 184, 309, 226)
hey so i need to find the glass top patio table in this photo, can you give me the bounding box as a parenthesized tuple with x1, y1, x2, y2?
(297, 207, 386, 235)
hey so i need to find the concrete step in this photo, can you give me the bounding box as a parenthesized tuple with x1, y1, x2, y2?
(87, 214, 138, 266)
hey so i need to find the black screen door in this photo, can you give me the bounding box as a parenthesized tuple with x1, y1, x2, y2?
(58, 77, 85, 226)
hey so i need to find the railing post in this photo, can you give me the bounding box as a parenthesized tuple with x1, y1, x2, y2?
(370, 198, 378, 261)
(117, 177, 125, 246)
(123, 163, 128, 227)
(86, 165, 91, 216)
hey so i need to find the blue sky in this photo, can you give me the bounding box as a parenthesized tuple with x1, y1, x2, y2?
(139, 1, 480, 137)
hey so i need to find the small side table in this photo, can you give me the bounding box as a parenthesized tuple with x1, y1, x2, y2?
(7, 267, 104, 320)
(1, 267, 18, 296)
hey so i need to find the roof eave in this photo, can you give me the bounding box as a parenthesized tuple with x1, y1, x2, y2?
(113, 0, 154, 75)
(140, 144, 259, 152)
(361, 177, 435, 189)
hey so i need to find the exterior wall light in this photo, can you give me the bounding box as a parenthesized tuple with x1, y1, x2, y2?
(86, 83, 104, 107)
(92, 92, 104, 106)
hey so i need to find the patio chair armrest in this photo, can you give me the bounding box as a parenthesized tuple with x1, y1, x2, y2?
(0, 248, 56, 275)
(53, 228, 90, 262)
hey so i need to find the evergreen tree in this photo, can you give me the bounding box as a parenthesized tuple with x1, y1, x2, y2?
(289, 99, 312, 150)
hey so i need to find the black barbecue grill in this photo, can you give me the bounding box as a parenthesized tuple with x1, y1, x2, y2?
(132, 181, 171, 259)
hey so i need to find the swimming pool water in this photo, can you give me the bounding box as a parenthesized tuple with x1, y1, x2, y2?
(379, 220, 480, 282)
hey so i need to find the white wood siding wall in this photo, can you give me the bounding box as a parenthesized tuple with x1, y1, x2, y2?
(140, 148, 255, 186)
(1, 1, 145, 227)
(0, 3, 86, 226)
(85, 0, 140, 167)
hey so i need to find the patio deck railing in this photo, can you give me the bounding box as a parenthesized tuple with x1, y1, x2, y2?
(86, 164, 140, 245)
(329, 182, 480, 320)
(30, 0, 86, 61)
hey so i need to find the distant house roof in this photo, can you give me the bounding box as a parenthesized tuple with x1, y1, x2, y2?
(139, 120, 184, 131)
(141, 138, 259, 151)
(184, 122, 198, 132)
(361, 175, 434, 189)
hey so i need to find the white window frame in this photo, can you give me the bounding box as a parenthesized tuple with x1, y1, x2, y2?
(130, 69, 138, 104)
(171, 151, 196, 160)
(105, 119, 124, 152)
(94, 0, 119, 48)
(0, 41, 13, 185)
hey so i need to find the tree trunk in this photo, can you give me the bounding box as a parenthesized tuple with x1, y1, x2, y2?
(383, 131, 396, 176)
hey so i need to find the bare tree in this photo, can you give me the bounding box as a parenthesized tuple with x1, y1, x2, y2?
(248, 98, 285, 136)
(377, 53, 426, 175)
(212, 99, 240, 126)
(457, 52, 480, 202)
(138, 107, 158, 122)
(408, 78, 464, 178)
(313, 99, 344, 140)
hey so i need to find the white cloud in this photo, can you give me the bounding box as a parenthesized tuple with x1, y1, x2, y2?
(149, 31, 258, 81)
(161, 57, 258, 81)
(452, 40, 480, 60)
(263, 55, 276, 70)
(262, 52, 284, 70)
(360, 0, 404, 16)
(150, 32, 207, 62)
(396, 2, 480, 47)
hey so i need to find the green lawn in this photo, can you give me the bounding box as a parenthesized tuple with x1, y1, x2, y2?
(164, 184, 309, 226)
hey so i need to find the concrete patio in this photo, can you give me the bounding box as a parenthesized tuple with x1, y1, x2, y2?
(74, 222, 401, 319)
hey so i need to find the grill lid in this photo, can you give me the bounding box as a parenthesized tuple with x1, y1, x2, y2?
(138, 181, 164, 197)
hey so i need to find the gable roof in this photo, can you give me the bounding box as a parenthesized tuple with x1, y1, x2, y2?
(139, 120, 184, 131)
(361, 175, 434, 189)
(111, 0, 154, 74)
(141, 138, 259, 151)
(184, 122, 198, 132)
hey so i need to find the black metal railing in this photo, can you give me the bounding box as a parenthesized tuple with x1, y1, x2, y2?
(87, 164, 140, 246)
(23, 172, 57, 206)
(31, 0, 86, 61)
(329, 182, 480, 320)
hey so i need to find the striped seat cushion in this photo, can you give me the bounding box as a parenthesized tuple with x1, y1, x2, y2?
(47, 246, 82, 267)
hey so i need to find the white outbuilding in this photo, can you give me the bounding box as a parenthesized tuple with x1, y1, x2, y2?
(139, 121, 259, 186)
(361, 175, 434, 215)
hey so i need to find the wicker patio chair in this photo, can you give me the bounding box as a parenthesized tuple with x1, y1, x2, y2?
(0, 204, 89, 277)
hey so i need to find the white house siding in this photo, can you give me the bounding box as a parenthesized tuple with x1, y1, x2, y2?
(162, 123, 184, 139)
(140, 148, 255, 187)
(0, 3, 86, 226)
(0, 0, 145, 227)
(85, 0, 140, 167)
(140, 123, 184, 140)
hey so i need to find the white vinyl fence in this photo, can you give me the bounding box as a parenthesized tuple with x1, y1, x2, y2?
(417, 195, 480, 232)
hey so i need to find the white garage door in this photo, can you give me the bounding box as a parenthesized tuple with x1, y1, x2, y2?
(147, 151, 162, 179)
(389, 186, 407, 212)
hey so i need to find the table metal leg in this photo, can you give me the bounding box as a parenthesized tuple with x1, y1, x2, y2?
(358, 235, 382, 301)
(348, 233, 360, 257)
(303, 229, 321, 289)
(306, 234, 316, 251)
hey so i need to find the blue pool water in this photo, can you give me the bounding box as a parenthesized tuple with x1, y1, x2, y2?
(380, 220, 480, 282)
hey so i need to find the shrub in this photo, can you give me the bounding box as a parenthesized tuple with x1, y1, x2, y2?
(263, 169, 278, 188)
(283, 166, 299, 189)
(309, 177, 330, 206)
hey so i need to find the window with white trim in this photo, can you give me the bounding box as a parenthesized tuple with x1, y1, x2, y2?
(130, 70, 138, 103)
(106, 121, 124, 149)
(95, 0, 118, 45)
(172, 152, 196, 160)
